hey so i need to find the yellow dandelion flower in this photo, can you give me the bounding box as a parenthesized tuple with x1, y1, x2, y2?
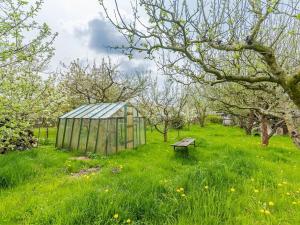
(292, 201, 297, 205)
(119, 165, 123, 169)
(260, 209, 265, 213)
(179, 187, 184, 192)
(126, 219, 131, 223)
(230, 188, 235, 192)
(265, 210, 271, 215)
(286, 192, 291, 196)
(282, 181, 288, 185)
(254, 189, 259, 193)
(176, 189, 181, 193)
(104, 189, 109, 193)
(268, 201, 274, 206)
(181, 193, 186, 197)
(278, 183, 283, 187)
(204, 185, 209, 189)
(113, 214, 119, 219)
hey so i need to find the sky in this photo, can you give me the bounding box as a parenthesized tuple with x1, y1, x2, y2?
(37, 0, 153, 74)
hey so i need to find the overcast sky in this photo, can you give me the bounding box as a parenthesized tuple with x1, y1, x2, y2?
(37, 0, 153, 74)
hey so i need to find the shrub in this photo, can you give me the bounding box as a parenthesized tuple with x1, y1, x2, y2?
(171, 115, 185, 129)
(0, 117, 37, 154)
(207, 115, 223, 124)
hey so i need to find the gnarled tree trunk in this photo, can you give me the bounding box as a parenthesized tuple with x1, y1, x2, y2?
(284, 113, 300, 149)
(261, 115, 269, 146)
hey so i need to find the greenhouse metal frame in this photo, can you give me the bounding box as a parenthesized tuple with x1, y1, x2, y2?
(55, 102, 146, 155)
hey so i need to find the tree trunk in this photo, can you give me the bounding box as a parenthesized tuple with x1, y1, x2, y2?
(163, 121, 168, 142)
(199, 107, 207, 127)
(245, 110, 255, 135)
(46, 126, 49, 139)
(163, 131, 168, 142)
(261, 115, 269, 146)
(284, 113, 300, 149)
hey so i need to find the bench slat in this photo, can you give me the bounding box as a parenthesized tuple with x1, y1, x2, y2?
(171, 138, 195, 147)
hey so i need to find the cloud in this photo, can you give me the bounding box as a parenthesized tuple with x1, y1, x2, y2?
(119, 58, 153, 74)
(75, 18, 127, 54)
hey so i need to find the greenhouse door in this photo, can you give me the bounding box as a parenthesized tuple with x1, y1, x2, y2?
(127, 107, 134, 148)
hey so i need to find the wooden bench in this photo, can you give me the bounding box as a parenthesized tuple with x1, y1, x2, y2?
(171, 138, 196, 151)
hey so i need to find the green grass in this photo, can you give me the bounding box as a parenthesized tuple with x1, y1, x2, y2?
(0, 124, 299, 225)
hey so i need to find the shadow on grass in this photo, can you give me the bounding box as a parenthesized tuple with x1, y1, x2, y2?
(172, 147, 199, 165)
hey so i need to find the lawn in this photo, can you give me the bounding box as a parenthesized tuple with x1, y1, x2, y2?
(0, 124, 299, 225)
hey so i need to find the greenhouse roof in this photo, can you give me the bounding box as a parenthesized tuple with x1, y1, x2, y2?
(59, 102, 127, 119)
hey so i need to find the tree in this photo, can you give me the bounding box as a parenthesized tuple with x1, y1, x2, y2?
(137, 78, 187, 142)
(100, 0, 300, 109)
(0, 0, 57, 152)
(0, 0, 57, 69)
(59, 58, 148, 108)
(0, 66, 65, 152)
(206, 83, 299, 147)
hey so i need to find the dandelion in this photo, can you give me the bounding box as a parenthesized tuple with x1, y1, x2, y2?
(292, 201, 297, 205)
(104, 189, 109, 193)
(179, 187, 184, 192)
(260, 209, 265, 213)
(126, 218, 132, 223)
(176, 189, 181, 193)
(204, 185, 209, 190)
(265, 210, 271, 215)
(254, 189, 259, 193)
(268, 201, 274, 206)
(278, 183, 283, 187)
(119, 165, 123, 169)
(181, 193, 186, 197)
(230, 188, 235, 192)
(286, 192, 291, 196)
(282, 181, 288, 185)
(113, 214, 119, 219)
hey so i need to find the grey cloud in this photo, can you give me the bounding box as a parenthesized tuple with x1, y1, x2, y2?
(75, 18, 127, 54)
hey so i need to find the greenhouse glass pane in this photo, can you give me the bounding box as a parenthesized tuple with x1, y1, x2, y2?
(126, 107, 134, 149)
(86, 120, 98, 152)
(75, 105, 99, 118)
(56, 119, 66, 148)
(107, 119, 117, 154)
(60, 105, 86, 118)
(133, 118, 139, 147)
(70, 119, 81, 150)
(96, 120, 107, 155)
(78, 119, 90, 152)
(140, 118, 145, 145)
(63, 119, 73, 148)
(117, 118, 126, 151)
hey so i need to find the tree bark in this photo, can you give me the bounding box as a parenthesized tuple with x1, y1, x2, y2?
(163, 121, 168, 142)
(261, 115, 269, 146)
(284, 113, 300, 149)
(245, 110, 255, 135)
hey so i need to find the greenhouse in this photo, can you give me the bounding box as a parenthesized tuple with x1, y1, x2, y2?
(55, 102, 146, 155)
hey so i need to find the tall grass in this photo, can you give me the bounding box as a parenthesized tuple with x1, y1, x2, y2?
(0, 124, 299, 224)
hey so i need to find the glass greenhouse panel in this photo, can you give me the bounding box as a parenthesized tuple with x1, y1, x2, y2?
(78, 119, 90, 152)
(107, 119, 117, 154)
(86, 120, 99, 152)
(56, 119, 66, 147)
(63, 119, 73, 148)
(117, 118, 125, 151)
(96, 120, 107, 155)
(127, 107, 134, 149)
(133, 118, 139, 147)
(140, 118, 146, 145)
(70, 119, 81, 150)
